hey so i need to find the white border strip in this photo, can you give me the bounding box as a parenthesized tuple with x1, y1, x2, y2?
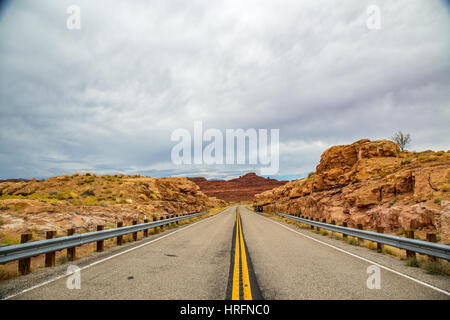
(3, 208, 229, 300)
(266, 217, 450, 297)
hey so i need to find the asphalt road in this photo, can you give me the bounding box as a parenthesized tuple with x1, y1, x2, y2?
(3, 205, 450, 300)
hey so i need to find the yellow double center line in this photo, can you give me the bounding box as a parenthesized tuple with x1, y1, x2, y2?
(232, 208, 252, 300)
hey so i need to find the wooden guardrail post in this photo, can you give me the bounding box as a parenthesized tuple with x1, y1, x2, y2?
(406, 230, 416, 258)
(144, 217, 148, 237)
(18, 233, 32, 275)
(357, 224, 364, 244)
(45, 231, 56, 267)
(426, 233, 437, 261)
(176, 214, 179, 225)
(132, 220, 137, 241)
(96, 225, 104, 252)
(308, 217, 314, 229)
(316, 218, 320, 231)
(154, 217, 159, 234)
(117, 222, 123, 245)
(330, 220, 335, 236)
(376, 227, 384, 253)
(342, 222, 348, 239)
(67, 228, 76, 261)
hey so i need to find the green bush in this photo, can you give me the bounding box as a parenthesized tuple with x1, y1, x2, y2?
(405, 257, 419, 267)
(421, 261, 448, 275)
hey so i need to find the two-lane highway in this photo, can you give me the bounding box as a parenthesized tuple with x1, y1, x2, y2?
(3, 205, 449, 299)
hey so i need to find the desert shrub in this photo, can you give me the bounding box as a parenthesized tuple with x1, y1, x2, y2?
(366, 242, 378, 251)
(1, 235, 20, 245)
(55, 192, 67, 200)
(81, 189, 95, 197)
(421, 261, 449, 275)
(69, 198, 82, 205)
(0, 267, 17, 280)
(85, 176, 95, 184)
(434, 196, 441, 204)
(401, 159, 411, 165)
(139, 194, 148, 201)
(57, 255, 68, 265)
(347, 237, 359, 246)
(441, 184, 449, 192)
(0, 205, 9, 211)
(85, 197, 98, 206)
(417, 155, 426, 161)
(382, 247, 398, 256)
(436, 151, 445, 156)
(405, 257, 419, 267)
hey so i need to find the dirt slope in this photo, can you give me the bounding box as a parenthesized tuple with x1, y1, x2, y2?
(0, 173, 226, 242)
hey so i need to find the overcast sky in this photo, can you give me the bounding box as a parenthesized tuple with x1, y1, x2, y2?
(0, 0, 449, 180)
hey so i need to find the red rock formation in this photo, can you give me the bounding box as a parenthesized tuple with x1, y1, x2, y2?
(188, 173, 288, 202)
(254, 139, 450, 242)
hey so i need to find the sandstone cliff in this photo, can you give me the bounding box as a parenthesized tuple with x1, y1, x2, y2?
(253, 139, 450, 242)
(189, 173, 287, 202)
(0, 173, 226, 241)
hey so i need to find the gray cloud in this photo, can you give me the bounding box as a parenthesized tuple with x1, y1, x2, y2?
(0, 0, 449, 180)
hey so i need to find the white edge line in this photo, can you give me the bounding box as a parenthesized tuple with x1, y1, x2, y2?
(3, 209, 229, 300)
(265, 216, 450, 297)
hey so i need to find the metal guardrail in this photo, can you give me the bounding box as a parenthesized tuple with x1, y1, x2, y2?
(275, 212, 450, 260)
(0, 211, 209, 264)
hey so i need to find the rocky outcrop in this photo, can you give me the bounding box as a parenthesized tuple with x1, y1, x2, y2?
(0, 174, 226, 239)
(188, 173, 287, 202)
(254, 139, 450, 242)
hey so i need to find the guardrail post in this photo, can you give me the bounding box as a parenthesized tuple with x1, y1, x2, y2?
(342, 222, 348, 239)
(357, 224, 364, 244)
(376, 227, 384, 253)
(176, 214, 179, 225)
(316, 218, 320, 231)
(406, 230, 416, 258)
(117, 222, 123, 245)
(133, 220, 137, 241)
(426, 233, 437, 261)
(309, 217, 314, 229)
(18, 233, 32, 275)
(96, 225, 104, 252)
(154, 217, 159, 234)
(67, 228, 76, 261)
(45, 231, 56, 267)
(144, 217, 148, 237)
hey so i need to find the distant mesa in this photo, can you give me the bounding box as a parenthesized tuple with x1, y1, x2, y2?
(188, 172, 288, 202)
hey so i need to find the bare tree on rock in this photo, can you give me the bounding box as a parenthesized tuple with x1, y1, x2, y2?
(391, 131, 411, 151)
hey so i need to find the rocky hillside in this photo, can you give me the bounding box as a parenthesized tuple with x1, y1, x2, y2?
(189, 173, 287, 202)
(0, 173, 226, 241)
(253, 139, 450, 242)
